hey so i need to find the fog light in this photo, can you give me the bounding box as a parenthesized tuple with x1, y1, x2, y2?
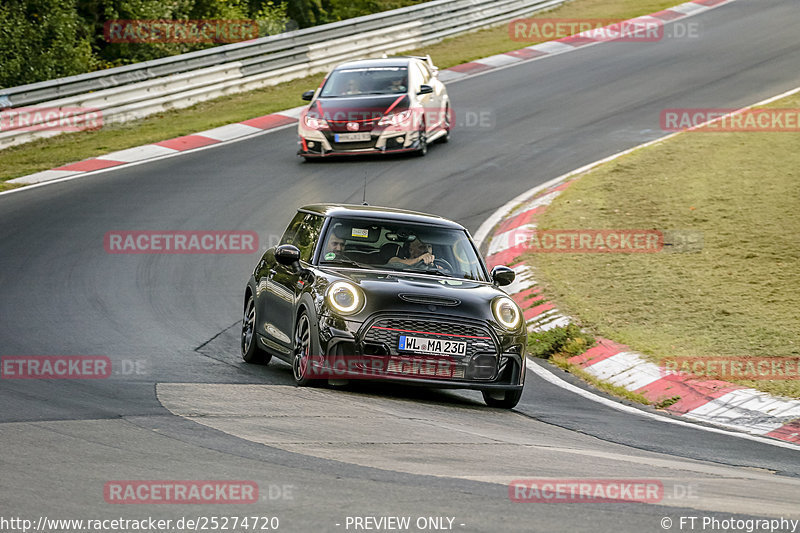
(468, 354, 496, 380)
(396, 136, 404, 144)
(308, 141, 315, 148)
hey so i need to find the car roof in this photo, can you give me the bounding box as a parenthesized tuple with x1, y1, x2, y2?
(332, 57, 415, 70)
(299, 204, 465, 230)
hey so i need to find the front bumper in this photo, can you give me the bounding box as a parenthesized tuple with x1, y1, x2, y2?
(297, 125, 422, 157)
(315, 312, 526, 390)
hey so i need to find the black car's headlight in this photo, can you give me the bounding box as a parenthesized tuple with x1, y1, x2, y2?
(492, 296, 522, 330)
(326, 281, 364, 315)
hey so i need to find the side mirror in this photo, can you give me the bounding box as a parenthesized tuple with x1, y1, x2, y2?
(301, 90, 315, 101)
(275, 244, 301, 268)
(491, 265, 515, 287)
(417, 84, 433, 95)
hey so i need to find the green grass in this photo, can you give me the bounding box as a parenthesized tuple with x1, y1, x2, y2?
(522, 92, 800, 399)
(0, 0, 680, 190)
(527, 323, 596, 359)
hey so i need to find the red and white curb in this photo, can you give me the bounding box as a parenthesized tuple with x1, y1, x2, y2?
(6, 108, 305, 186)
(437, 0, 736, 83)
(475, 119, 800, 448)
(5, 0, 735, 190)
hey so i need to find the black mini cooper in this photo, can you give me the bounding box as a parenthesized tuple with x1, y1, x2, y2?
(241, 204, 527, 408)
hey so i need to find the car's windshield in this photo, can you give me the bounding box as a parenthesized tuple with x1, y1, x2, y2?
(320, 67, 408, 97)
(319, 217, 487, 281)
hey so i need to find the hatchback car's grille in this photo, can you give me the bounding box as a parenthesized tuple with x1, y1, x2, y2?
(361, 316, 498, 380)
(370, 318, 491, 340)
(328, 119, 380, 133)
(327, 139, 378, 151)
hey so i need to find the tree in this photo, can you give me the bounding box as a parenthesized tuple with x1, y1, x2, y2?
(0, 0, 96, 88)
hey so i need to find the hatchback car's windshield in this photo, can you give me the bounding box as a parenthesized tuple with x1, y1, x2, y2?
(319, 218, 487, 281)
(320, 67, 408, 97)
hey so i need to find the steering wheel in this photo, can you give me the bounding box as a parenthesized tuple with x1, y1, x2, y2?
(433, 259, 455, 274)
(429, 258, 454, 273)
(410, 257, 453, 274)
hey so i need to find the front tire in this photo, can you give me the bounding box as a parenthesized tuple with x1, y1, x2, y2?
(438, 104, 450, 144)
(414, 121, 427, 157)
(241, 293, 272, 364)
(292, 311, 320, 386)
(482, 388, 523, 409)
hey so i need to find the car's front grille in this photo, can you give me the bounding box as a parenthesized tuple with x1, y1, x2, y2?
(361, 316, 498, 380)
(330, 140, 378, 151)
(369, 317, 492, 340)
(328, 118, 380, 133)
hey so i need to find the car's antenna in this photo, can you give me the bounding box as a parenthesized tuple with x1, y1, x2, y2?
(362, 175, 368, 205)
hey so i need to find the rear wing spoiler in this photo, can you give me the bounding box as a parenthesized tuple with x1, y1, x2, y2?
(380, 54, 439, 74)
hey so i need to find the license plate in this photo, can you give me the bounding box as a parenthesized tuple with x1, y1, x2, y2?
(398, 335, 467, 356)
(334, 132, 371, 142)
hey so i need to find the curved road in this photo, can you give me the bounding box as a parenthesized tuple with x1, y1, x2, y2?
(2, 1, 799, 531)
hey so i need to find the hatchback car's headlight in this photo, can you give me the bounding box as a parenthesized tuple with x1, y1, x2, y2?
(378, 110, 413, 126)
(492, 296, 522, 330)
(304, 114, 329, 129)
(326, 281, 364, 315)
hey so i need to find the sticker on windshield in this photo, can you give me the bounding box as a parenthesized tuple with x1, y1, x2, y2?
(324, 252, 336, 260)
(351, 228, 369, 238)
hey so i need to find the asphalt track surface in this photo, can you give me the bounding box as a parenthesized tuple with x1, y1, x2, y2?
(2, 2, 800, 532)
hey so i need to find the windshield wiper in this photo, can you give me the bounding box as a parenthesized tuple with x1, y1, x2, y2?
(403, 268, 449, 277)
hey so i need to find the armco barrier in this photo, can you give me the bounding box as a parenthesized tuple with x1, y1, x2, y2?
(0, 0, 566, 150)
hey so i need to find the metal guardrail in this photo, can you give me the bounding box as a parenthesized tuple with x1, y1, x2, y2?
(0, 0, 565, 149)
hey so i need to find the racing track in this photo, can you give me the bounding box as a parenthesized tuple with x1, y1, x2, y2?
(2, 1, 800, 531)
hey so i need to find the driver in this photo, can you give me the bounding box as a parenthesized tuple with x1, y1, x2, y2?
(387, 238, 435, 266)
(387, 77, 406, 92)
(342, 79, 360, 95)
(323, 233, 346, 260)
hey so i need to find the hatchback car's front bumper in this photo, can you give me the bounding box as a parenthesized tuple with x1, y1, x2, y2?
(313, 312, 526, 390)
(298, 124, 423, 157)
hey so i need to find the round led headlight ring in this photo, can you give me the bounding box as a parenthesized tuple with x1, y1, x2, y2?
(326, 281, 363, 315)
(492, 296, 521, 330)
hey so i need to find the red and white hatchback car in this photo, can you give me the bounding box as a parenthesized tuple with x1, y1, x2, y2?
(297, 56, 451, 159)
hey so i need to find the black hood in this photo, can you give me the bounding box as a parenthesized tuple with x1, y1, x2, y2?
(320, 268, 516, 328)
(310, 95, 409, 122)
